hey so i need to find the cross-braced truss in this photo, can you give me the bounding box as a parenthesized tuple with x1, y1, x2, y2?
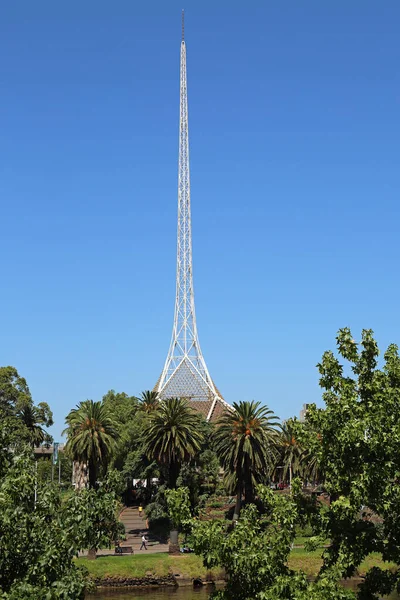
(154, 14, 230, 420)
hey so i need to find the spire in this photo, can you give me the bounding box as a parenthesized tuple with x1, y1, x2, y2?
(182, 9, 185, 42)
(153, 11, 230, 421)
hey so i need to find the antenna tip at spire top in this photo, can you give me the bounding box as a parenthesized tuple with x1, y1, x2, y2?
(182, 9, 185, 41)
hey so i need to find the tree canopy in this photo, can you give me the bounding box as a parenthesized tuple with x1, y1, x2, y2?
(142, 397, 205, 488)
(214, 400, 280, 519)
(63, 399, 118, 488)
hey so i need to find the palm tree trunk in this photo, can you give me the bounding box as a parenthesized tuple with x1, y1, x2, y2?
(289, 461, 292, 489)
(169, 460, 179, 489)
(89, 460, 97, 489)
(244, 476, 254, 505)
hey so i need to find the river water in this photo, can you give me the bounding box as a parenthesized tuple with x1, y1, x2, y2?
(90, 582, 400, 599)
(90, 587, 214, 600)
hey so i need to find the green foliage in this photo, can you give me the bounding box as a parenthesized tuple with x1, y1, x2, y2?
(138, 390, 159, 414)
(165, 486, 191, 530)
(188, 329, 400, 598)
(102, 390, 140, 472)
(0, 421, 123, 599)
(190, 483, 353, 600)
(0, 366, 32, 415)
(142, 397, 204, 488)
(17, 402, 53, 447)
(281, 328, 400, 598)
(214, 401, 280, 517)
(278, 420, 304, 484)
(62, 474, 124, 552)
(0, 366, 53, 448)
(176, 448, 220, 509)
(63, 399, 118, 488)
(145, 485, 170, 541)
(298, 328, 400, 597)
(0, 449, 87, 599)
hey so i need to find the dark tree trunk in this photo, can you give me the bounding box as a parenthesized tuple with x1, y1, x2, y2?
(169, 460, 180, 489)
(244, 458, 254, 505)
(244, 479, 254, 505)
(88, 461, 97, 489)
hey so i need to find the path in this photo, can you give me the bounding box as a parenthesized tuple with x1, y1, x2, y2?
(120, 507, 169, 554)
(80, 507, 169, 557)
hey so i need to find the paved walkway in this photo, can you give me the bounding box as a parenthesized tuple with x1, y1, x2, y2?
(80, 507, 169, 557)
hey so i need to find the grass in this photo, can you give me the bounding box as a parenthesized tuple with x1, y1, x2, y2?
(78, 550, 397, 582)
(79, 553, 213, 579)
(288, 548, 396, 578)
(293, 535, 326, 547)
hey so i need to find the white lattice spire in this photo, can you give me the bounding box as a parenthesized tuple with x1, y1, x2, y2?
(154, 13, 229, 419)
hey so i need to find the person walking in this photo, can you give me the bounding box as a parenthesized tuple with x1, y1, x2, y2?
(140, 534, 148, 550)
(138, 505, 143, 517)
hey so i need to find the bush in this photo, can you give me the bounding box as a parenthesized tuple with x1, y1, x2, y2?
(295, 523, 313, 538)
(209, 500, 224, 509)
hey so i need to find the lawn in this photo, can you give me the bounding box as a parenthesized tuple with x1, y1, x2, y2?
(78, 550, 396, 582)
(79, 553, 214, 579)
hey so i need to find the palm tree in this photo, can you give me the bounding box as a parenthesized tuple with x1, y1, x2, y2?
(63, 400, 118, 489)
(18, 405, 46, 447)
(139, 390, 159, 414)
(142, 397, 204, 488)
(214, 400, 280, 520)
(279, 421, 303, 487)
(302, 450, 321, 483)
(17, 402, 53, 448)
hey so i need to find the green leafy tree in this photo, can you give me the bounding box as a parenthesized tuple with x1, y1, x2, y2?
(290, 418, 323, 484)
(0, 430, 123, 598)
(177, 448, 220, 508)
(142, 397, 204, 488)
(0, 440, 85, 599)
(214, 400, 280, 519)
(63, 399, 118, 488)
(0, 366, 32, 415)
(0, 366, 53, 447)
(276, 328, 400, 599)
(297, 328, 400, 598)
(165, 486, 191, 530)
(165, 486, 192, 552)
(62, 470, 125, 558)
(102, 390, 139, 471)
(190, 482, 352, 600)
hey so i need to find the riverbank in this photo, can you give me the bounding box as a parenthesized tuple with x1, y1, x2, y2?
(78, 550, 396, 588)
(80, 554, 211, 580)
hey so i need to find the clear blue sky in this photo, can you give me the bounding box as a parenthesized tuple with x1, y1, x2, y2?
(1, 1, 399, 439)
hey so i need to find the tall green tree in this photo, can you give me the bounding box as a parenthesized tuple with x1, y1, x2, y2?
(190, 483, 352, 600)
(63, 400, 118, 488)
(278, 420, 303, 486)
(0, 366, 53, 446)
(17, 402, 53, 447)
(142, 397, 204, 488)
(293, 328, 400, 598)
(214, 400, 280, 520)
(102, 390, 139, 471)
(0, 366, 32, 416)
(0, 427, 122, 599)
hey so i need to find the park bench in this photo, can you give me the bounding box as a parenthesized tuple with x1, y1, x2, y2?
(114, 545, 133, 555)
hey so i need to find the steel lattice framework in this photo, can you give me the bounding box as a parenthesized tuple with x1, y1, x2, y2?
(154, 13, 229, 420)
